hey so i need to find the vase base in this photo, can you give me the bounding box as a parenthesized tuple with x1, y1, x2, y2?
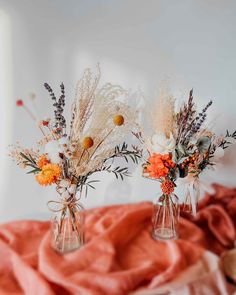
(181, 203, 197, 216)
(152, 228, 178, 241)
(51, 235, 84, 254)
(52, 242, 83, 254)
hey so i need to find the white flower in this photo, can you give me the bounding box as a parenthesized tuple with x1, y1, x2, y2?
(57, 179, 77, 198)
(58, 179, 71, 190)
(148, 132, 176, 154)
(45, 140, 63, 163)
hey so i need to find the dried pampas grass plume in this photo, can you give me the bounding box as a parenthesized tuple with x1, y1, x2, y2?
(70, 64, 101, 141)
(67, 64, 139, 176)
(152, 86, 175, 137)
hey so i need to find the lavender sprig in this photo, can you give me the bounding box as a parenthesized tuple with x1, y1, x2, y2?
(44, 82, 67, 136)
(185, 100, 212, 142)
(44, 83, 56, 101)
(57, 83, 66, 131)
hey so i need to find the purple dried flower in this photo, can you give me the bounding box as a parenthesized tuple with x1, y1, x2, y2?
(185, 100, 213, 142)
(44, 82, 67, 135)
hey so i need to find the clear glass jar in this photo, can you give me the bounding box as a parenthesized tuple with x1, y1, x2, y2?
(152, 193, 179, 240)
(182, 178, 200, 216)
(51, 197, 85, 254)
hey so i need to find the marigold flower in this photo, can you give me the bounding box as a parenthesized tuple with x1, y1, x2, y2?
(161, 179, 175, 195)
(16, 99, 23, 107)
(83, 137, 94, 149)
(37, 155, 50, 169)
(113, 115, 124, 126)
(35, 163, 61, 186)
(146, 153, 175, 179)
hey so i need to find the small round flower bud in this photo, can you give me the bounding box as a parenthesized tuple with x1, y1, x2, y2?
(82, 137, 94, 149)
(16, 99, 23, 107)
(161, 179, 175, 195)
(42, 120, 49, 126)
(113, 115, 124, 126)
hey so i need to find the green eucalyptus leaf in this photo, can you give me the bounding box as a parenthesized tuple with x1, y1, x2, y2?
(177, 144, 185, 155)
(197, 136, 211, 153)
(172, 150, 178, 163)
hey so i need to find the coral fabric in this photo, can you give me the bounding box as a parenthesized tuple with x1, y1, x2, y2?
(131, 251, 234, 295)
(0, 184, 235, 295)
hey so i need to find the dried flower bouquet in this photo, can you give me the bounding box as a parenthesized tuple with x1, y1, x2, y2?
(9, 65, 142, 252)
(143, 88, 236, 216)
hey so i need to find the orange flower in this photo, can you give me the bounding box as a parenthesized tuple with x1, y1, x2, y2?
(161, 179, 175, 195)
(37, 155, 50, 169)
(146, 153, 175, 179)
(35, 163, 61, 186)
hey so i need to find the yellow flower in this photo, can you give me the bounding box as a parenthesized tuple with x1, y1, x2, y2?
(113, 115, 124, 126)
(82, 137, 94, 149)
(37, 155, 50, 169)
(36, 163, 61, 186)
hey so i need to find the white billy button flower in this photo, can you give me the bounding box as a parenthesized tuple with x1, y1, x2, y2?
(148, 132, 176, 154)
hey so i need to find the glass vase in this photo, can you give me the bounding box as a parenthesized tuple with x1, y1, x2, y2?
(152, 193, 179, 240)
(50, 196, 85, 254)
(182, 178, 200, 216)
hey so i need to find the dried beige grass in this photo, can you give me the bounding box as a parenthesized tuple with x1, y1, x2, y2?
(151, 86, 175, 137)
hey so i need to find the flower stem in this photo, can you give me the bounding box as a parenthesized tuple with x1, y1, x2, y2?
(22, 105, 46, 136)
(88, 128, 114, 161)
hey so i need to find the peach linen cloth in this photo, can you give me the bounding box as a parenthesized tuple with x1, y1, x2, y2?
(0, 184, 235, 295)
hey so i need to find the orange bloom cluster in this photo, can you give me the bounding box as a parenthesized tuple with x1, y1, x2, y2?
(35, 155, 61, 186)
(37, 155, 50, 169)
(161, 179, 175, 195)
(146, 153, 175, 179)
(36, 163, 61, 186)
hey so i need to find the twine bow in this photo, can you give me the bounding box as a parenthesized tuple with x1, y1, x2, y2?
(47, 197, 80, 213)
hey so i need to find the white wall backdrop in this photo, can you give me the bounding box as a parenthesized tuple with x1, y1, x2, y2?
(0, 0, 236, 222)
